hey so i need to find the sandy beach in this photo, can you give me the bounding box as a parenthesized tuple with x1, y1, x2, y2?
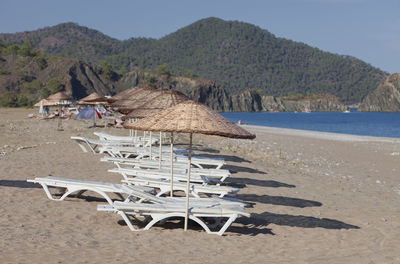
(1, 108, 399, 263)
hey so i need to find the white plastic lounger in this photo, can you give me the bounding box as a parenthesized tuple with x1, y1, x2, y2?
(27, 177, 152, 205)
(109, 167, 222, 185)
(71, 136, 145, 153)
(98, 145, 187, 158)
(121, 176, 238, 198)
(98, 201, 250, 235)
(99, 147, 224, 169)
(117, 184, 245, 207)
(93, 132, 158, 146)
(101, 156, 231, 181)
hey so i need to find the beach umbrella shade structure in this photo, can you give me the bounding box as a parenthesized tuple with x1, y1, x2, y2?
(46, 91, 74, 105)
(78, 92, 109, 105)
(45, 92, 74, 130)
(121, 89, 189, 120)
(124, 100, 256, 232)
(110, 85, 158, 114)
(107, 86, 148, 104)
(34, 99, 58, 107)
(121, 89, 190, 165)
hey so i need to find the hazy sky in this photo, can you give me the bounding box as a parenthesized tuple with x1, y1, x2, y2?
(1, 0, 399, 73)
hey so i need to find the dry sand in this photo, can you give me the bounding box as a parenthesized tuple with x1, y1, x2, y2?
(0, 108, 399, 264)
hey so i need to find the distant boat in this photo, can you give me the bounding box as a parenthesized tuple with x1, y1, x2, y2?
(302, 108, 311, 113)
(343, 110, 350, 113)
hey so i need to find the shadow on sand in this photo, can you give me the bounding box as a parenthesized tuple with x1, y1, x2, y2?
(224, 164, 266, 175)
(226, 177, 295, 188)
(195, 153, 251, 163)
(236, 194, 321, 208)
(0, 180, 42, 189)
(228, 212, 360, 235)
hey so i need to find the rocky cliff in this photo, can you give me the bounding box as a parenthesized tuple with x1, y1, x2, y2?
(0, 54, 347, 111)
(0, 54, 115, 105)
(358, 73, 400, 112)
(228, 89, 346, 112)
(114, 72, 232, 111)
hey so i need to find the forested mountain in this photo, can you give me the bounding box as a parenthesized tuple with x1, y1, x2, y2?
(0, 17, 388, 104)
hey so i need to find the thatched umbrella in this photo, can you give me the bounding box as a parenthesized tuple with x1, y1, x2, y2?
(124, 100, 255, 232)
(121, 89, 189, 165)
(110, 85, 158, 114)
(122, 89, 189, 120)
(34, 99, 57, 107)
(47, 91, 74, 105)
(78, 92, 108, 105)
(107, 87, 144, 104)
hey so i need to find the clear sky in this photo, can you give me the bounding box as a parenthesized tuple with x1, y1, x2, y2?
(1, 0, 399, 73)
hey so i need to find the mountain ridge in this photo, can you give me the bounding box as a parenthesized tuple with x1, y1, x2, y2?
(0, 17, 388, 104)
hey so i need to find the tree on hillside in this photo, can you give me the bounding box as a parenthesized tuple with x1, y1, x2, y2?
(101, 61, 113, 80)
(48, 78, 64, 94)
(19, 40, 36, 57)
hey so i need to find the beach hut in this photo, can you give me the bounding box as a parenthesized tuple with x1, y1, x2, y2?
(124, 100, 256, 232)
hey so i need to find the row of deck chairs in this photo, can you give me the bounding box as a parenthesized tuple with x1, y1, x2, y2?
(28, 132, 250, 235)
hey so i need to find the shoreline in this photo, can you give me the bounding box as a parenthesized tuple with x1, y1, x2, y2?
(243, 124, 400, 143)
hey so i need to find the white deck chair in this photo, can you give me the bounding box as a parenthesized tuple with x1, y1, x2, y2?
(71, 136, 146, 153)
(98, 200, 250, 235)
(121, 176, 238, 198)
(109, 167, 222, 185)
(27, 177, 152, 205)
(101, 156, 231, 181)
(93, 132, 159, 146)
(98, 145, 187, 158)
(99, 146, 224, 169)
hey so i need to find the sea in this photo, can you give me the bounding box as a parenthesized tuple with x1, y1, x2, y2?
(221, 110, 400, 138)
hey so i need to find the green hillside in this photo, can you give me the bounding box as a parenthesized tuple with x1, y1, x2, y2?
(0, 17, 388, 104)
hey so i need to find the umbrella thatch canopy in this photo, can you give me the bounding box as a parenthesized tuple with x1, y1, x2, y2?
(34, 99, 58, 107)
(124, 100, 255, 232)
(111, 86, 158, 114)
(78, 92, 108, 105)
(47, 91, 74, 102)
(124, 100, 256, 139)
(122, 89, 189, 120)
(107, 87, 140, 104)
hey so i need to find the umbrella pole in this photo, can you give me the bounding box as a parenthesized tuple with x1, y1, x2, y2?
(93, 106, 96, 127)
(170, 132, 174, 197)
(159, 132, 162, 169)
(149, 132, 152, 159)
(184, 133, 193, 231)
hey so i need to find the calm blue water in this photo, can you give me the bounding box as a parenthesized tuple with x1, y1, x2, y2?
(221, 111, 400, 138)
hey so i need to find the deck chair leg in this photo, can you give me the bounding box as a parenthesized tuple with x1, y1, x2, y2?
(76, 142, 89, 153)
(40, 184, 66, 201)
(118, 211, 139, 231)
(144, 213, 185, 231)
(215, 215, 237, 236)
